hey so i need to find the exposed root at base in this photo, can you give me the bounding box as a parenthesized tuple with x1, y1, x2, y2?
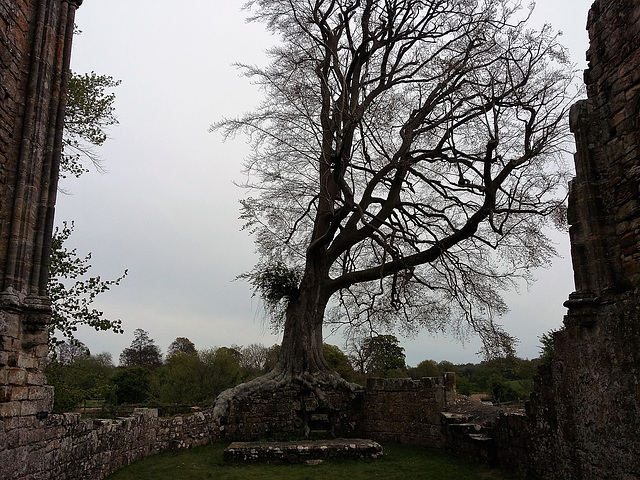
(212, 369, 362, 427)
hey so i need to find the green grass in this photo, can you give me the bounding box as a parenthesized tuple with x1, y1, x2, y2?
(105, 442, 517, 480)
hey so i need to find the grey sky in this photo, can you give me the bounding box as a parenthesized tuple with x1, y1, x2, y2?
(58, 1, 591, 366)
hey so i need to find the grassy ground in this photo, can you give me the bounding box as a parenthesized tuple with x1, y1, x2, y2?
(105, 442, 517, 480)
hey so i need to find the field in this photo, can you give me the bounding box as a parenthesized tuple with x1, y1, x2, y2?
(105, 442, 517, 480)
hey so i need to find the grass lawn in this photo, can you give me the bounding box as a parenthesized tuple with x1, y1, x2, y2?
(105, 442, 517, 480)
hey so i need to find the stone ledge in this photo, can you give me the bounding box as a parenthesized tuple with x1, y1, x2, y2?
(223, 438, 383, 464)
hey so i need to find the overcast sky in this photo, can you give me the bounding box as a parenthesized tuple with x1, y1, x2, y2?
(58, 1, 592, 366)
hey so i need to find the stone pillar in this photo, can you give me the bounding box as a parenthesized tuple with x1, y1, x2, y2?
(0, 0, 81, 420)
(564, 0, 640, 306)
(526, 1, 640, 478)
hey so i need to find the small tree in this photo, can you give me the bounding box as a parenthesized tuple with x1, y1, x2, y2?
(408, 359, 439, 379)
(362, 335, 407, 377)
(323, 344, 357, 381)
(167, 337, 198, 358)
(47, 68, 124, 347)
(538, 328, 560, 364)
(45, 352, 116, 411)
(487, 373, 519, 404)
(200, 347, 244, 398)
(119, 329, 163, 368)
(263, 344, 282, 373)
(111, 366, 152, 405)
(62, 71, 120, 178)
(239, 343, 270, 378)
(47, 222, 127, 347)
(157, 353, 207, 405)
(437, 360, 456, 374)
(348, 334, 407, 377)
(49, 338, 90, 364)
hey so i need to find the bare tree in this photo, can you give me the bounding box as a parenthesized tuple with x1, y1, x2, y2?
(213, 0, 576, 405)
(239, 343, 270, 373)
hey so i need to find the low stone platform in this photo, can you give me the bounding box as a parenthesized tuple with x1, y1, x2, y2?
(223, 438, 384, 464)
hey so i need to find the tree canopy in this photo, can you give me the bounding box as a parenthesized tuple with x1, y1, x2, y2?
(167, 337, 198, 358)
(351, 335, 407, 377)
(47, 222, 127, 347)
(214, 0, 577, 389)
(47, 69, 124, 347)
(61, 71, 120, 178)
(119, 329, 163, 368)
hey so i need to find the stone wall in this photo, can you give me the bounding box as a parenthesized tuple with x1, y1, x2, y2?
(358, 375, 455, 446)
(0, 377, 456, 479)
(521, 0, 640, 478)
(0, 408, 220, 480)
(1, 0, 81, 448)
(218, 375, 456, 443)
(219, 383, 362, 440)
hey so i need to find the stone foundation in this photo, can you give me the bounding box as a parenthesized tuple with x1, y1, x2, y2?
(223, 439, 383, 464)
(218, 375, 456, 443)
(0, 376, 457, 479)
(358, 375, 455, 446)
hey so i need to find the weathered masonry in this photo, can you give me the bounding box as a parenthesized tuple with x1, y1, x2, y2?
(1, 0, 80, 441)
(523, 0, 640, 478)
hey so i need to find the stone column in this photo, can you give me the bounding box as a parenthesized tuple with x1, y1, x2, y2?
(0, 0, 82, 420)
(526, 1, 640, 478)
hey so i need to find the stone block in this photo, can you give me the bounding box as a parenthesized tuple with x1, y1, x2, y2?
(133, 408, 158, 418)
(27, 385, 48, 400)
(0, 351, 10, 367)
(20, 400, 41, 416)
(34, 344, 48, 359)
(26, 371, 46, 386)
(6, 368, 26, 385)
(9, 386, 29, 401)
(6, 427, 27, 448)
(0, 401, 21, 417)
(617, 199, 640, 221)
(0, 315, 20, 338)
(0, 425, 7, 450)
(224, 439, 383, 464)
(0, 386, 11, 401)
(16, 354, 36, 369)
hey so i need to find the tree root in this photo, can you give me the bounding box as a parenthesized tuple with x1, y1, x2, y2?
(212, 368, 363, 427)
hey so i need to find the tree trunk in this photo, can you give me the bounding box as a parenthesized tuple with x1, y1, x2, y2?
(212, 264, 359, 427)
(274, 270, 332, 377)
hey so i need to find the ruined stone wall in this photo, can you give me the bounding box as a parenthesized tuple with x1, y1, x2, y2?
(219, 383, 362, 440)
(218, 376, 455, 444)
(358, 376, 455, 446)
(521, 1, 640, 478)
(0, 377, 456, 479)
(1, 0, 80, 433)
(0, 408, 220, 480)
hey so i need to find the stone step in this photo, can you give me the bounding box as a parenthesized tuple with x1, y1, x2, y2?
(308, 429, 334, 440)
(447, 422, 484, 434)
(223, 439, 384, 464)
(468, 433, 493, 442)
(441, 412, 474, 424)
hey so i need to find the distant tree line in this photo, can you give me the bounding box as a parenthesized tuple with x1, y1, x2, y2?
(46, 329, 545, 413)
